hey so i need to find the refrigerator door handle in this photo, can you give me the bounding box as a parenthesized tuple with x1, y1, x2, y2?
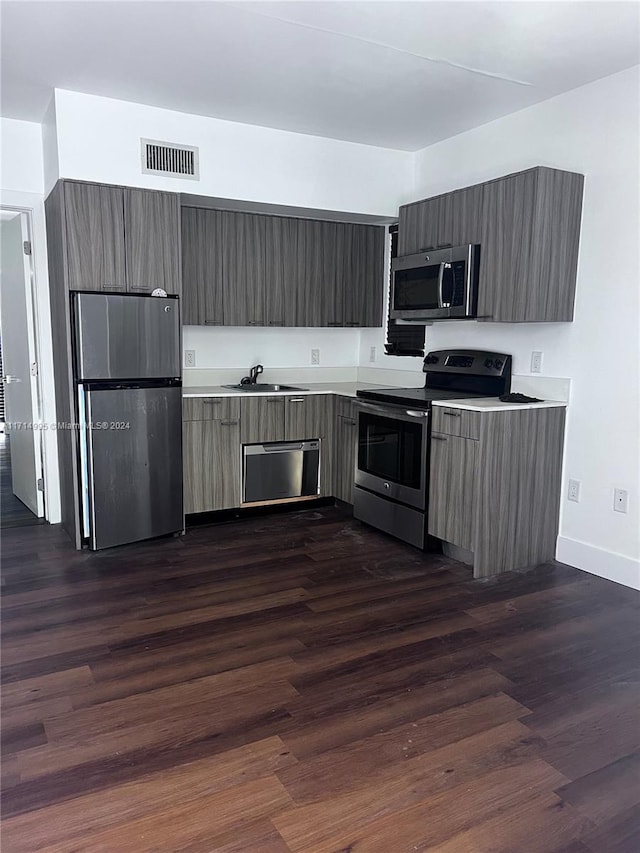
(77, 386, 92, 540)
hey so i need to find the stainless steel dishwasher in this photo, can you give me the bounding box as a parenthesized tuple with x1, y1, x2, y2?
(243, 440, 321, 504)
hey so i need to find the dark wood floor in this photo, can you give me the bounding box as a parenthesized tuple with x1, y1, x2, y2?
(1, 507, 639, 852)
(0, 433, 45, 529)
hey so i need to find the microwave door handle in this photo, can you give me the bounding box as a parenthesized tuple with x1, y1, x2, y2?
(437, 262, 445, 308)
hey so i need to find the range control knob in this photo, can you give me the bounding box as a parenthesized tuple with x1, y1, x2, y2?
(494, 359, 503, 370)
(484, 358, 494, 369)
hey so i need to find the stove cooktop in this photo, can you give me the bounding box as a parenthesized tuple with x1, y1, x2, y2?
(356, 387, 490, 409)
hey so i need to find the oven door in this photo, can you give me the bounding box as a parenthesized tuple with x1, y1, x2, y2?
(355, 401, 430, 510)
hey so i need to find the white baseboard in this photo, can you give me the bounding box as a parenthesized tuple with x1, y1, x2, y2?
(556, 536, 640, 590)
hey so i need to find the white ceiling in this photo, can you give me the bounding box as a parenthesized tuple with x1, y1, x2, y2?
(1, 1, 638, 151)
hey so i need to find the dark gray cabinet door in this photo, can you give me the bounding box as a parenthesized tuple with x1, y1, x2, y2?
(398, 186, 482, 258)
(397, 196, 442, 256)
(342, 224, 385, 327)
(428, 433, 477, 551)
(526, 168, 584, 322)
(181, 207, 224, 325)
(285, 394, 335, 495)
(293, 219, 342, 327)
(439, 185, 484, 246)
(64, 182, 126, 291)
(478, 170, 538, 321)
(478, 167, 583, 322)
(124, 189, 181, 295)
(334, 397, 357, 503)
(222, 212, 284, 326)
(183, 418, 241, 512)
(282, 216, 305, 327)
(285, 394, 334, 441)
(239, 396, 285, 444)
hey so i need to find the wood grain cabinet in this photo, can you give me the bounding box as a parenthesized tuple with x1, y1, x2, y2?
(397, 166, 583, 322)
(124, 188, 181, 295)
(181, 207, 224, 325)
(429, 405, 566, 578)
(341, 224, 385, 327)
(479, 167, 584, 322)
(222, 211, 285, 327)
(398, 185, 483, 256)
(183, 397, 241, 513)
(285, 395, 335, 495)
(239, 396, 286, 444)
(182, 208, 385, 328)
(51, 180, 181, 295)
(334, 397, 358, 503)
(63, 181, 127, 291)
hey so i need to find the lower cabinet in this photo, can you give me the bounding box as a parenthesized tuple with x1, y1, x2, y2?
(183, 418, 241, 513)
(239, 396, 286, 444)
(334, 398, 358, 503)
(428, 434, 477, 552)
(285, 395, 335, 496)
(183, 396, 241, 512)
(428, 405, 566, 578)
(184, 393, 342, 511)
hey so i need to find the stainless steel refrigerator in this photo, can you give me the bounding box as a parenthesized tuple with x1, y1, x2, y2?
(73, 292, 183, 549)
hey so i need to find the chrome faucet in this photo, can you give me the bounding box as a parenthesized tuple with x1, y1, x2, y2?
(240, 364, 264, 385)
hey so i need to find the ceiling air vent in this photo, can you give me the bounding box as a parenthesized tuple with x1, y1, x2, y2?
(141, 139, 199, 180)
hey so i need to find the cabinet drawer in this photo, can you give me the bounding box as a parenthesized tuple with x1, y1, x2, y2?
(432, 407, 480, 439)
(183, 397, 240, 422)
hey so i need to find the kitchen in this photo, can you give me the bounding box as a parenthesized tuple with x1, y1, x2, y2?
(0, 2, 639, 851)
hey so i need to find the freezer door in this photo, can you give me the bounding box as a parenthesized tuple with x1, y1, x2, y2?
(84, 385, 183, 549)
(74, 292, 180, 380)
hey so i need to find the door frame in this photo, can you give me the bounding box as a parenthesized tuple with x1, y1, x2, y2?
(1, 200, 53, 520)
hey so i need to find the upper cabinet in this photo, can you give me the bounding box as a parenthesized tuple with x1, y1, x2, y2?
(397, 185, 483, 256)
(181, 207, 224, 326)
(479, 167, 584, 322)
(181, 207, 385, 328)
(53, 180, 181, 296)
(341, 223, 386, 327)
(64, 182, 126, 292)
(124, 189, 181, 295)
(221, 211, 285, 327)
(397, 166, 584, 323)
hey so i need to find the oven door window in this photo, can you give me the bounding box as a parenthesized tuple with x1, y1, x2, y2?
(393, 264, 463, 311)
(358, 412, 423, 489)
(393, 265, 441, 311)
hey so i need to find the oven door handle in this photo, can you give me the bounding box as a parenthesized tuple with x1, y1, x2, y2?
(437, 262, 445, 309)
(355, 400, 429, 420)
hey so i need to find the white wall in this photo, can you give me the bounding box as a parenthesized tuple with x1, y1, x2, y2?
(0, 118, 61, 523)
(183, 325, 360, 378)
(52, 89, 416, 376)
(407, 67, 640, 588)
(0, 118, 45, 194)
(53, 90, 414, 215)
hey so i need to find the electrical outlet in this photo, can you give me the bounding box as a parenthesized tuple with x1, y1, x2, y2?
(531, 351, 543, 374)
(568, 479, 580, 502)
(184, 349, 196, 368)
(369, 346, 376, 363)
(311, 348, 320, 365)
(614, 488, 629, 513)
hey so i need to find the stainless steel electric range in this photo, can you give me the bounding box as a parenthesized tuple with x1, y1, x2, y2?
(353, 349, 512, 548)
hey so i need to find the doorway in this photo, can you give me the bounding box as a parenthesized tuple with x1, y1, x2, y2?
(0, 209, 46, 528)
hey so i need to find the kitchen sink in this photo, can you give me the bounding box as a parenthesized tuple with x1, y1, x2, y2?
(222, 384, 308, 392)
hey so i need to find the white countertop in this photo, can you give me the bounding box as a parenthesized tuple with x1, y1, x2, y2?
(183, 382, 385, 399)
(432, 398, 566, 412)
(183, 385, 567, 411)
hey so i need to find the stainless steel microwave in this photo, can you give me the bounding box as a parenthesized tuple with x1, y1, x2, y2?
(390, 244, 480, 321)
